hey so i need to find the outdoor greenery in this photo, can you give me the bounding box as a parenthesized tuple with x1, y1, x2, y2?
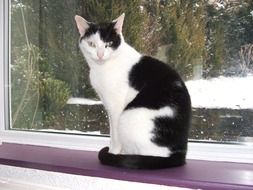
(10, 0, 253, 140)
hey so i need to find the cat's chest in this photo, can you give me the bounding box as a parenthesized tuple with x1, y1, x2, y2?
(89, 62, 130, 97)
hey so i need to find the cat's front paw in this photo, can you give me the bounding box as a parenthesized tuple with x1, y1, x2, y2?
(108, 146, 122, 154)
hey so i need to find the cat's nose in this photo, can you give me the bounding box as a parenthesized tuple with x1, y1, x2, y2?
(97, 50, 104, 60)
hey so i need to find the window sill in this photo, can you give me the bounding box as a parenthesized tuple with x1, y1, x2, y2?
(0, 143, 253, 190)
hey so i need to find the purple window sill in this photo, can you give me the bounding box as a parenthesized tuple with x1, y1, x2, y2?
(0, 143, 253, 190)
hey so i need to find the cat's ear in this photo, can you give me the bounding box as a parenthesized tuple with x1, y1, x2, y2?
(113, 13, 125, 34)
(75, 15, 90, 36)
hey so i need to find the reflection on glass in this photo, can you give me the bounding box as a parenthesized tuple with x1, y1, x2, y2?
(10, 0, 253, 143)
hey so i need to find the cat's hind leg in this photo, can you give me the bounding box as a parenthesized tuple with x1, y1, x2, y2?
(117, 107, 173, 157)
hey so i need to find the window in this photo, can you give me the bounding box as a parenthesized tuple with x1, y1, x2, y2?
(1, 0, 253, 162)
(10, 0, 109, 135)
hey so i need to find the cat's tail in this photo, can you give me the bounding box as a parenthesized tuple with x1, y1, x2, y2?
(98, 147, 186, 169)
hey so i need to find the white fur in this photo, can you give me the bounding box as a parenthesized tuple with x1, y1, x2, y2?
(118, 107, 174, 157)
(76, 16, 175, 157)
(83, 37, 141, 154)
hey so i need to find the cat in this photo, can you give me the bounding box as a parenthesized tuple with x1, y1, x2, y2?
(75, 13, 191, 169)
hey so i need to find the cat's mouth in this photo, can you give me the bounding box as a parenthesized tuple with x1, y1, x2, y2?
(95, 57, 107, 65)
(96, 59, 105, 65)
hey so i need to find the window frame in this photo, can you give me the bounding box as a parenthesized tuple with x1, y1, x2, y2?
(0, 0, 8, 135)
(0, 0, 253, 164)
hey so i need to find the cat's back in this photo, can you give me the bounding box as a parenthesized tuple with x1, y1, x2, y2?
(129, 56, 185, 90)
(126, 55, 191, 113)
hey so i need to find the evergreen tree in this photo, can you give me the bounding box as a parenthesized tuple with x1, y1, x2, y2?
(206, 0, 253, 77)
(205, 4, 225, 77)
(160, 0, 206, 80)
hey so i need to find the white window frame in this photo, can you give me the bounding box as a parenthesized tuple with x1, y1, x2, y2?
(0, 0, 253, 164)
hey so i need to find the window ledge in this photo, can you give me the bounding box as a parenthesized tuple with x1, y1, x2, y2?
(0, 143, 253, 190)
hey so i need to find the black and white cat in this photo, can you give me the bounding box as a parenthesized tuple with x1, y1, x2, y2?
(75, 13, 191, 169)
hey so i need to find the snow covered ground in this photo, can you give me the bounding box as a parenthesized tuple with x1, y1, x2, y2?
(38, 128, 102, 135)
(67, 97, 102, 105)
(186, 75, 253, 110)
(67, 76, 253, 110)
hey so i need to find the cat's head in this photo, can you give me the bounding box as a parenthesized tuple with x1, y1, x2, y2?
(75, 14, 125, 65)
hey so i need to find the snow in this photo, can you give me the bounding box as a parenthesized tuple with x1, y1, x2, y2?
(38, 128, 101, 135)
(67, 97, 102, 105)
(215, 2, 225, 9)
(67, 76, 253, 110)
(186, 76, 253, 109)
(207, 0, 225, 10)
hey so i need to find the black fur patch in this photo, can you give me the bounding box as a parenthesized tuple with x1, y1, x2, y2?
(126, 56, 191, 110)
(126, 56, 191, 152)
(152, 116, 189, 152)
(98, 146, 186, 169)
(80, 22, 121, 49)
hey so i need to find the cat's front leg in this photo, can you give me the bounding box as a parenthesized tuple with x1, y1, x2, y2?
(108, 112, 122, 154)
(95, 92, 122, 154)
(108, 88, 138, 154)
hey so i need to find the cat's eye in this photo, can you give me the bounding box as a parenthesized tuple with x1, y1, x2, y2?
(105, 41, 113, 48)
(87, 41, 96, 48)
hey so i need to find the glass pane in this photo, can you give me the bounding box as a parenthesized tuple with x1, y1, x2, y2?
(10, 0, 109, 135)
(10, 0, 253, 144)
